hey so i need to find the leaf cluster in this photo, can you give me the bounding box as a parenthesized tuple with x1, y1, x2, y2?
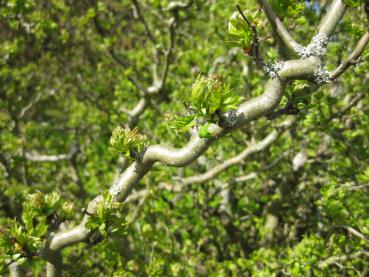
(85, 191, 127, 238)
(343, 0, 366, 7)
(0, 192, 73, 273)
(110, 127, 148, 159)
(269, 0, 305, 18)
(169, 74, 242, 138)
(223, 9, 259, 51)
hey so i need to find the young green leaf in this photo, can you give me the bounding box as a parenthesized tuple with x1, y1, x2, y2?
(168, 115, 196, 133)
(110, 126, 148, 159)
(198, 123, 212, 138)
(223, 9, 259, 50)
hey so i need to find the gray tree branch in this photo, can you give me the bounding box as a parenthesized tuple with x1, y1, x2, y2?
(44, 56, 320, 262)
(8, 262, 24, 277)
(331, 31, 369, 79)
(257, 0, 302, 52)
(318, 0, 346, 37)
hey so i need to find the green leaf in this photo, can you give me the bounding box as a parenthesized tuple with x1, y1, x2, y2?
(97, 202, 107, 220)
(99, 223, 107, 237)
(168, 115, 196, 133)
(86, 216, 102, 231)
(12, 253, 22, 261)
(221, 40, 242, 48)
(208, 84, 222, 115)
(191, 76, 207, 110)
(179, 74, 243, 131)
(44, 192, 60, 209)
(225, 9, 258, 49)
(21, 211, 33, 231)
(198, 123, 212, 138)
(32, 218, 48, 238)
(220, 85, 243, 111)
(103, 190, 112, 203)
(343, 0, 364, 7)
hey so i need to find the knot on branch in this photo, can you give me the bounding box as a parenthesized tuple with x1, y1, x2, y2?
(296, 33, 328, 58)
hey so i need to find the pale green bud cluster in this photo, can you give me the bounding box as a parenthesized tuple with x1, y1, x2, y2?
(110, 126, 148, 159)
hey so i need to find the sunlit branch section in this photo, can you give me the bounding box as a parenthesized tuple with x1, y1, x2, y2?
(317, 0, 346, 37)
(25, 153, 70, 162)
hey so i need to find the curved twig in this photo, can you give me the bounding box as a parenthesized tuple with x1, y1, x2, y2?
(331, 31, 369, 80)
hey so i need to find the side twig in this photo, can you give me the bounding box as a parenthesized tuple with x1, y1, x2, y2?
(331, 31, 369, 80)
(257, 0, 302, 52)
(236, 5, 261, 63)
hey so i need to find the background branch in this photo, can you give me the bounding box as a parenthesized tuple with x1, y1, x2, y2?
(331, 31, 369, 79)
(257, 0, 302, 52)
(181, 117, 295, 185)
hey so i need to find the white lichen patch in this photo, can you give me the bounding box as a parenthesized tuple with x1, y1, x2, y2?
(223, 110, 239, 127)
(263, 61, 284, 79)
(314, 62, 331, 84)
(296, 33, 328, 58)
